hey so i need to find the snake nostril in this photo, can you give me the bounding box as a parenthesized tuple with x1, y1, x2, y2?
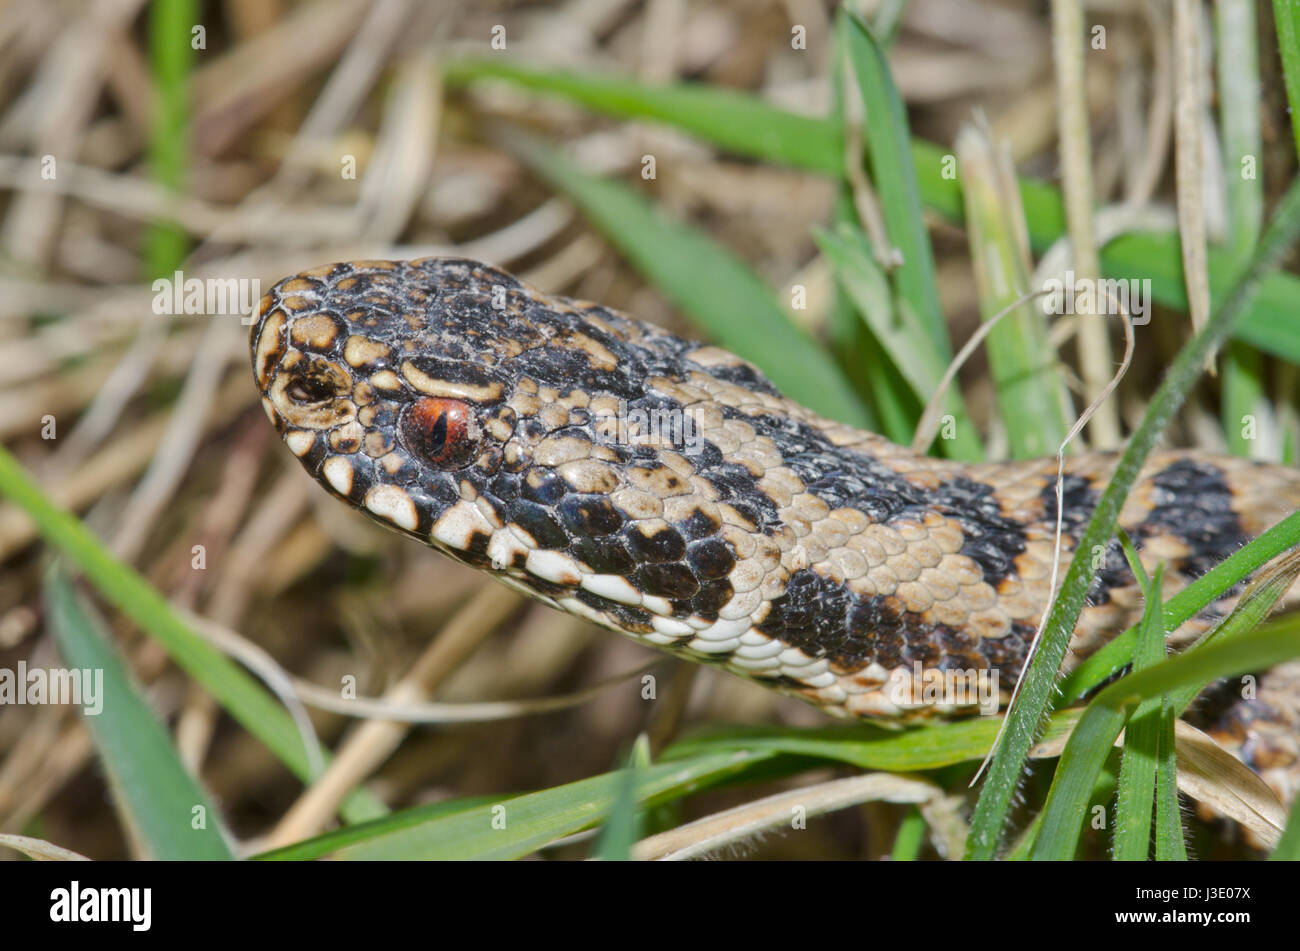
(286, 376, 336, 404)
(281, 354, 353, 406)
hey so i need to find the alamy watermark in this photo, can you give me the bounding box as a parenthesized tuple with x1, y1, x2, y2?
(0, 662, 103, 715)
(152, 270, 261, 318)
(1040, 269, 1152, 325)
(595, 399, 706, 456)
(50, 882, 150, 931)
(886, 661, 1000, 716)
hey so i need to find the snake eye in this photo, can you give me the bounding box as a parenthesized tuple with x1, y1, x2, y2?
(401, 397, 482, 469)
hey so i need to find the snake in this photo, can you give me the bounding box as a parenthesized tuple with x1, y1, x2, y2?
(248, 256, 1300, 807)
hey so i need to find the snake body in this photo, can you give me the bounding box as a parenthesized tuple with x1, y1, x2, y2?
(250, 257, 1300, 798)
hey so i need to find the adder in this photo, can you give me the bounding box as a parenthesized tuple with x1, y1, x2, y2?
(248, 255, 1300, 807)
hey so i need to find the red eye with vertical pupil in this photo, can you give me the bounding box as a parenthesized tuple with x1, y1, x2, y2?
(401, 397, 481, 468)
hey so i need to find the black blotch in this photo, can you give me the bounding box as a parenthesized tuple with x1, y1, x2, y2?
(686, 538, 735, 580)
(1043, 473, 1098, 537)
(424, 472, 460, 506)
(978, 626, 1031, 679)
(696, 359, 781, 396)
(466, 531, 491, 557)
(521, 467, 567, 505)
(678, 507, 722, 540)
(1039, 472, 1135, 605)
(339, 458, 372, 503)
(683, 578, 734, 619)
(625, 523, 686, 563)
(513, 345, 644, 399)
(757, 569, 1034, 679)
(1139, 459, 1248, 581)
(720, 500, 761, 529)
(935, 478, 1027, 587)
(758, 570, 853, 661)
(488, 471, 520, 503)
(699, 458, 778, 528)
(722, 412, 1036, 588)
(507, 499, 570, 549)
(902, 635, 940, 666)
(844, 594, 911, 669)
(366, 402, 400, 431)
(691, 442, 724, 468)
(298, 434, 327, 472)
(557, 494, 623, 536)
(569, 535, 636, 575)
(634, 563, 700, 600)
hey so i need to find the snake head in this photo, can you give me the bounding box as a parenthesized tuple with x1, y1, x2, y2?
(251, 257, 769, 665)
(249, 259, 525, 552)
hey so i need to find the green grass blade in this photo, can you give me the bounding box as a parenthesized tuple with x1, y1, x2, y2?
(1009, 759, 1125, 860)
(815, 226, 946, 398)
(253, 796, 498, 861)
(445, 60, 1300, 362)
(144, 0, 195, 278)
(1058, 507, 1300, 701)
(511, 135, 873, 428)
(445, 60, 842, 174)
(814, 231, 981, 459)
(825, 53, 920, 447)
(594, 734, 650, 861)
(967, 174, 1300, 860)
(45, 565, 234, 860)
(837, 4, 986, 459)
(1112, 565, 1165, 861)
(837, 11, 949, 354)
(1273, 0, 1300, 160)
(955, 123, 1072, 458)
(827, 244, 915, 444)
(330, 750, 773, 860)
(1153, 703, 1186, 860)
(1222, 342, 1266, 457)
(1004, 811, 1043, 860)
(663, 710, 1081, 773)
(1217, 0, 1266, 456)
(890, 808, 927, 861)
(1032, 614, 1300, 859)
(1167, 548, 1300, 715)
(1111, 229, 1300, 364)
(1217, 0, 1265, 261)
(0, 445, 385, 823)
